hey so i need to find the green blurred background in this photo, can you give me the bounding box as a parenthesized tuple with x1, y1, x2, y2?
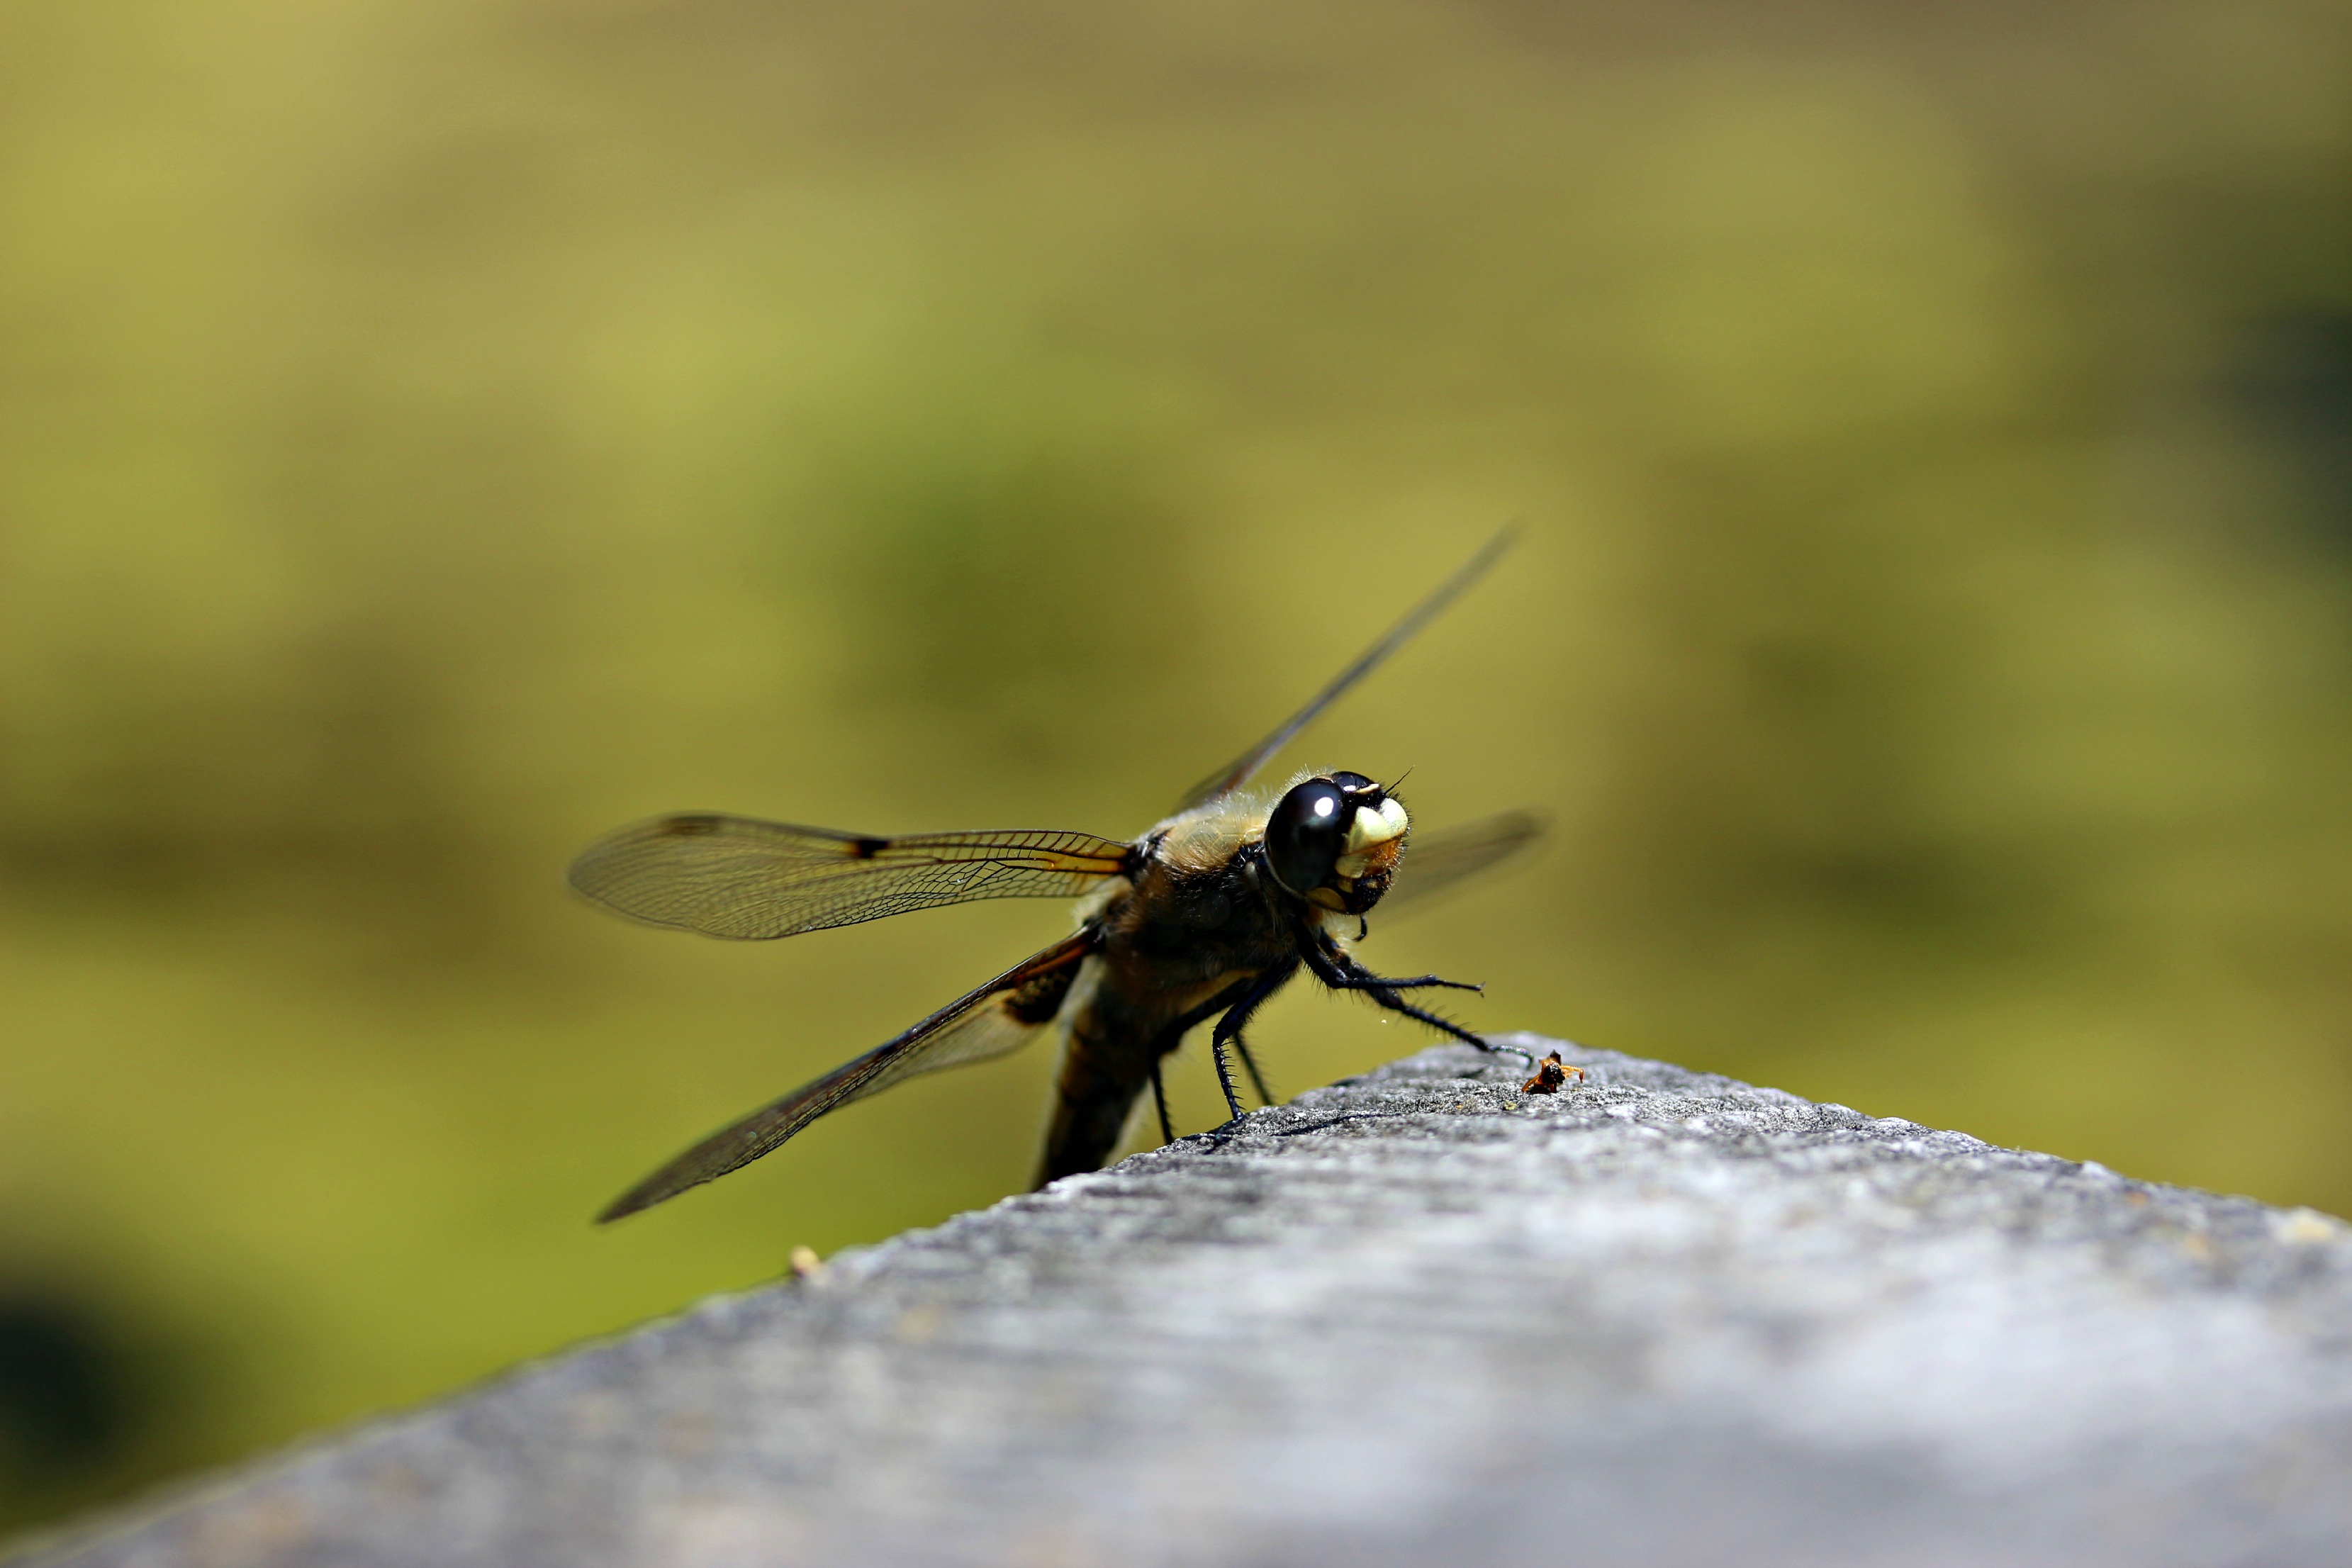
(9, 0, 2352, 1537)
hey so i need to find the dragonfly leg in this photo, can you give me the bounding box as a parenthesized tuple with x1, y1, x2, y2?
(1300, 941, 1534, 1068)
(1314, 970, 1482, 994)
(1131, 975, 1258, 1149)
(1232, 1037, 1276, 1107)
(1207, 958, 1299, 1127)
(1208, 1032, 1247, 1126)
(1150, 1061, 1175, 1146)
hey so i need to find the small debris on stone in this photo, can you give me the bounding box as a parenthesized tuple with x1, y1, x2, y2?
(1520, 1051, 1580, 1095)
(788, 1245, 824, 1280)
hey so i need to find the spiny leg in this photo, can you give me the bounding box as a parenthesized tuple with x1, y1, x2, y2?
(1207, 958, 1300, 1126)
(1301, 939, 1478, 1002)
(1206, 1008, 1270, 1126)
(1301, 941, 1535, 1069)
(1149, 1060, 1175, 1146)
(1311, 969, 1482, 995)
(1208, 1032, 1246, 1126)
(1135, 977, 1253, 1143)
(1232, 1038, 1276, 1107)
(1379, 991, 1531, 1063)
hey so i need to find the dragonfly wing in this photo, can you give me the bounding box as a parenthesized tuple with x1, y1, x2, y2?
(569, 815, 1132, 940)
(597, 929, 1097, 1221)
(1380, 807, 1549, 914)
(1175, 528, 1516, 812)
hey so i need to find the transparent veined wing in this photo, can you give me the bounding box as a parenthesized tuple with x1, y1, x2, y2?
(1175, 527, 1516, 812)
(598, 929, 1096, 1221)
(569, 814, 1133, 941)
(1381, 807, 1549, 914)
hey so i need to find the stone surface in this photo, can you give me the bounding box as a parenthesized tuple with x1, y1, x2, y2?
(15, 1036, 2352, 1567)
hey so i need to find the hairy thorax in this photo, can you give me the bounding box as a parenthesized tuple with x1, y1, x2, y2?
(1073, 802, 1280, 1015)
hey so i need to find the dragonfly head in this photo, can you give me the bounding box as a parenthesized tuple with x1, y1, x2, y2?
(1262, 771, 1409, 914)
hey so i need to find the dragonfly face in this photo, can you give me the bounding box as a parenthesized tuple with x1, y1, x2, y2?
(571, 530, 1553, 1223)
(1260, 771, 1409, 912)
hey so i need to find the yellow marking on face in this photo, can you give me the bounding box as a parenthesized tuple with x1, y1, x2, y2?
(1344, 798, 1409, 853)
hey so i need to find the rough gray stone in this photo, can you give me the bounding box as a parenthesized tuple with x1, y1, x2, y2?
(15, 1036, 2352, 1568)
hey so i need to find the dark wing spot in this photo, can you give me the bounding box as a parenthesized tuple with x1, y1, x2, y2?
(659, 816, 722, 838)
(849, 836, 889, 860)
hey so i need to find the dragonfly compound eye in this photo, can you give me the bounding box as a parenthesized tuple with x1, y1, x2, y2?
(1263, 778, 1352, 896)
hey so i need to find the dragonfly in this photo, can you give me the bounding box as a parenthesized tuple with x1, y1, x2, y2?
(571, 530, 1555, 1222)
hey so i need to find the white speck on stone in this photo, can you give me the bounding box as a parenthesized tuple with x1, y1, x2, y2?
(2272, 1206, 2346, 1246)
